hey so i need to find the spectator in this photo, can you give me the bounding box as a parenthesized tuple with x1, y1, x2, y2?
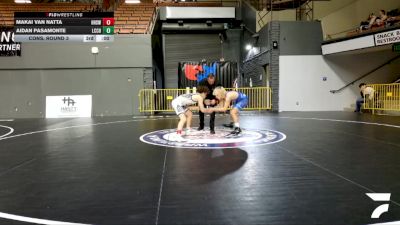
(367, 13, 378, 29)
(360, 13, 379, 31)
(355, 83, 375, 113)
(376, 10, 388, 27)
(386, 9, 399, 26)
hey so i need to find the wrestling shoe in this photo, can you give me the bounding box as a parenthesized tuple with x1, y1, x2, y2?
(225, 127, 242, 137)
(230, 127, 242, 135)
(169, 134, 187, 142)
(223, 122, 234, 128)
(185, 129, 193, 136)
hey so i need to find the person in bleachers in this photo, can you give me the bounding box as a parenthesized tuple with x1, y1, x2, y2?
(387, 9, 400, 26)
(367, 13, 379, 29)
(354, 83, 375, 113)
(360, 13, 376, 31)
(371, 9, 388, 27)
(376, 10, 388, 26)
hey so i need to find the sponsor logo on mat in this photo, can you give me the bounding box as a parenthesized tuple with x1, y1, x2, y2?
(140, 127, 286, 149)
(366, 193, 391, 219)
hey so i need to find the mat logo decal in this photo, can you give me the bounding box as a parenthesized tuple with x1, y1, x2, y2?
(366, 193, 391, 218)
(140, 127, 286, 149)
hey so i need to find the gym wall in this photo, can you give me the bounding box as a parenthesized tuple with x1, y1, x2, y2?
(279, 51, 400, 111)
(0, 35, 153, 118)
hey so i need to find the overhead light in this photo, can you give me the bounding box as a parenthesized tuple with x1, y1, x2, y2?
(15, 0, 31, 3)
(125, 0, 140, 3)
(272, 41, 278, 49)
(245, 44, 252, 50)
(206, 20, 212, 27)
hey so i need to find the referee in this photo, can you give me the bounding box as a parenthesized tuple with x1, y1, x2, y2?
(197, 73, 219, 134)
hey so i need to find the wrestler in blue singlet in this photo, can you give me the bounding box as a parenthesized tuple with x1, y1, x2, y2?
(230, 91, 248, 110)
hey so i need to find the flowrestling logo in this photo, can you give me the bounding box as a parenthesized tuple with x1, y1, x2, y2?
(140, 127, 286, 149)
(367, 193, 391, 219)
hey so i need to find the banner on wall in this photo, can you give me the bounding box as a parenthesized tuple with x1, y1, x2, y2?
(0, 28, 21, 56)
(178, 61, 238, 88)
(375, 29, 400, 46)
(46, 95, 92, 118)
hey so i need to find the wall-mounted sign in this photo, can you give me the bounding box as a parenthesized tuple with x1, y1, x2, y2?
(0, 28, 21, 56)
(46, 95, 92, 118)
(375, 29, 400, 46)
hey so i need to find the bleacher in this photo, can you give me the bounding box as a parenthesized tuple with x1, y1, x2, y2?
(113, 1, 224, 34)
(322, 6, 400, 55)
(156, 2, 222, 7)
(114, 3, 155, 34)
(0, 1, 229, 35)
(326, 7, 400, 41)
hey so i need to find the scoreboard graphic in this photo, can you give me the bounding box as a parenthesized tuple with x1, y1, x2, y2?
(14, 12, 114, 42)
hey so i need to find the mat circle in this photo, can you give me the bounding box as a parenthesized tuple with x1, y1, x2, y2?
(140, 126, 286, 149)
